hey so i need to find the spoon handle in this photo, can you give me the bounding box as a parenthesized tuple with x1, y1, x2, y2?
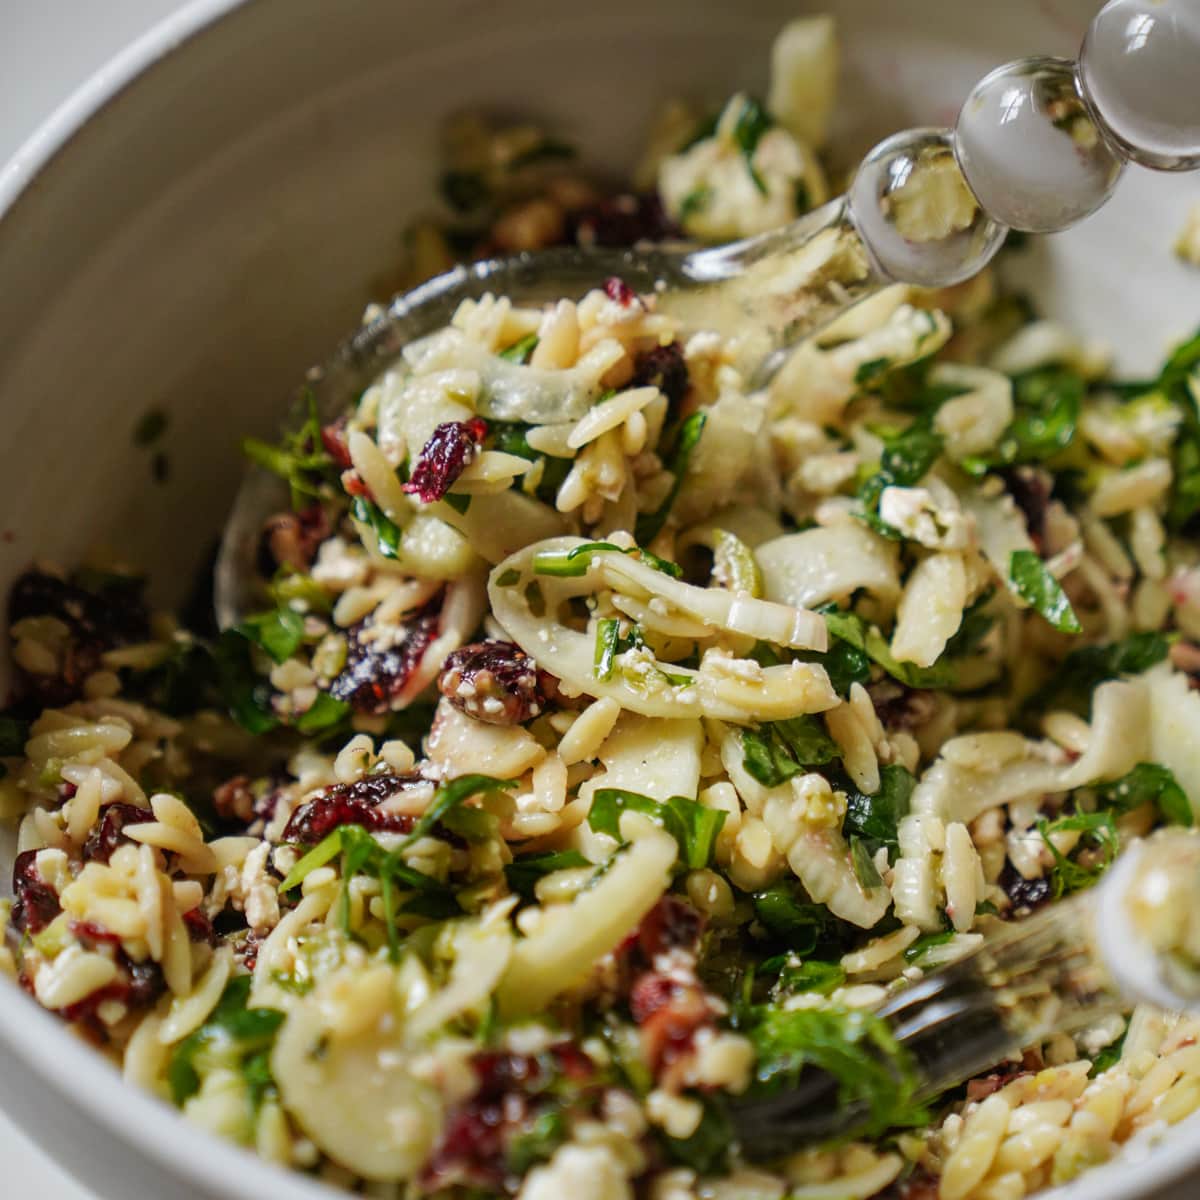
(668, 0, 1200, 388)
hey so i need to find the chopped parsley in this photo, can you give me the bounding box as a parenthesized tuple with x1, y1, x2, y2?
(1036, 810, 1118, 898)
(167, 975, 284, 1108)
(241, 390, 337, 509)
(1009, 549, 1081, 633)
(588, 787, 725, 870)
(635, 411, 707, 544)
(533, 541, 682, 579)
(740, 717, 840, 787)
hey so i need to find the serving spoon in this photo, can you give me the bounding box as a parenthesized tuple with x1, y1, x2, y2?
(216, 0, 1200, 625)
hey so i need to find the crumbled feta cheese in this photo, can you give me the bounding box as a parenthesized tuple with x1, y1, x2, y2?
(878, 485, 972, 550)
(519, 1144, 633, 1200)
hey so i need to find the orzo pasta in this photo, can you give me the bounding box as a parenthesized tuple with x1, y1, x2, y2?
(4, 15, 1200, 1200)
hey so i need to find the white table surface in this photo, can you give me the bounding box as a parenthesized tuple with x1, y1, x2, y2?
(2, 4, 1199, 1200)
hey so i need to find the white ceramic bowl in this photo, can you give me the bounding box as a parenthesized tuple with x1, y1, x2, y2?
(2, 1, 1199, 1197)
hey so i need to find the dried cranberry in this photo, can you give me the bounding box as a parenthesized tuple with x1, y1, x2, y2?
(8, 569, 149, 707)
(567, 193, 677, 248)
(281, 773, 420, 844)
(636, 896, 705, 961)
(59, 958, 165, 1027)
(438, 640, 546, 725)
(867, 680, 937, 732)
(637, 980, 711, 1072)
(630, 973, 677, 1024)
(260, 503, 331, 573)
(125, 958, 167, 1008)
(83, 802, 150, 864)
(631, 342, 689, 414)
(182, 908, 217, 945)
(1002, 467, 1051, 552)
(213, 774, 256, 824)
(321, 416, 354, 470)
(71, 921, 122, 946)
(1000, 863, 1053, 914)
(11, 850, 61, 934)
(424, 1045, 591, 1190)
(329, 598, 442, 714)
(603, 276, 639, 307)
(403, 418, 488, 504)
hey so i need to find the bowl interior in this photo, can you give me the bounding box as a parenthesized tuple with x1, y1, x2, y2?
(1, 0, 1198, 1197)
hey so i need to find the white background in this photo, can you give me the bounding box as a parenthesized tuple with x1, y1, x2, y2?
(0, 2, 1198, 1199)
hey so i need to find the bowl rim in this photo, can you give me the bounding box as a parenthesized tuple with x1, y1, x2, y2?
(1, 2, 1200, 1198)
(0, 0, 246, 229)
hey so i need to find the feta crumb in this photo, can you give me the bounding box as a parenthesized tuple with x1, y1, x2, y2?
(878, 485, 972, 550)
(519, 1144, 633, 1200)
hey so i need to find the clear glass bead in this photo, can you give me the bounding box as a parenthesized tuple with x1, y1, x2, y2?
(955, 57, 1124, 234)
(1079, 0, 1200, 170)
(847, 128, 1008, 288)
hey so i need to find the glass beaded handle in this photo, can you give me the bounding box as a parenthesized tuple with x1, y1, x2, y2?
(660, 0, 1200, 385)
(857, 0, 1200, 274)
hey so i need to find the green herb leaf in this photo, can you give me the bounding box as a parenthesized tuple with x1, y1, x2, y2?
(961, 367, 1082, 475)
(504, 849, 592, 899)
(842, 765, 915, 858)
(824, 608, 954, 689)
(679, 185, 712, 223)
(490, 421, 572, 503)
(740, 717, 839, 787)
(1037, 810, 1118, 899)
(399, 774, 517, 850)
(857, 417, 944, 531)
(1009, 549, 1081, 633)
(241, 390, 337, 509)
(849, 836, 883, 889)
(1089, 1029, 1127, 1076)
(745, 1003, 927, 1137)
(635, 411, 707, 544)
(278, 830, 344, 892)
(945, 587, 997, 658)
(1047, 632, 1171, 713)
(593, 617, 622, 682)
(904, 930, 955, 963)
(771, 958, 847, 997)
(507, 1109, 568, 1174)
(661, 1094, 733, 1174)
(0, 715, 29, 757)
(730, 96, 774, 196)
(269, 570, 333, 615)
(751, 884, 844, 955)
(498, 333, 539, 364)
(212, 631, 279, 734)
(167, 975, 284, 1107)
(1095, 762, 1193, 827)
(293, 691, 352, 735)
(532, 541, 682, 578)
(351, 494, 403, 559)
(236, 605, 305, 665)
(588, 787, 725, 870)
